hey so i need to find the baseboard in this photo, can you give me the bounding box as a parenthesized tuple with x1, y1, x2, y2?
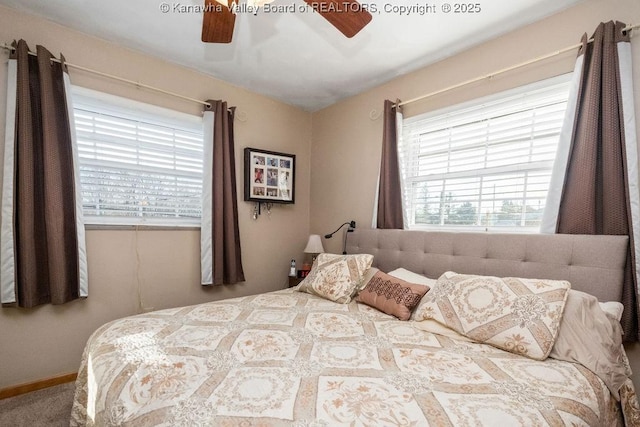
(0, 372, 77, 400)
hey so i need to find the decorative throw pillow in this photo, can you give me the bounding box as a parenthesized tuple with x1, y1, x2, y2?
(358, 267, 380, 291)
(415, 271, 571, 360)
(297, 253, 374, 303)
(356, 271, 430, 320)
(387, 268, 437, 320)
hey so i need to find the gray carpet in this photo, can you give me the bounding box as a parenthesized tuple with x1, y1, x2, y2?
(0, 382, 75, 426)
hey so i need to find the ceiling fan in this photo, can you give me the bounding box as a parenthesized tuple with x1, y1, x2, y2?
(201, 0, 373, 43)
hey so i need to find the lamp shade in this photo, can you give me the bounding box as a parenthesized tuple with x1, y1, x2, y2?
(304, 234, 325, 254)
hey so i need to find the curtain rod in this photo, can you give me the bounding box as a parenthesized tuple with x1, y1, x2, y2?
(0, 43, 211, 109)
(396, 23, 640, 109)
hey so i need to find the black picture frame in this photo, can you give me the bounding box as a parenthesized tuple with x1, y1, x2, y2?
(244, 147, 295, 204)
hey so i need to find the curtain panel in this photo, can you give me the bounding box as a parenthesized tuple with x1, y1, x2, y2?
(542, 22, 640, 340)
(1, 40, 88, 307)
(201, 100, 245, 286)
(376, 99, 404, 229)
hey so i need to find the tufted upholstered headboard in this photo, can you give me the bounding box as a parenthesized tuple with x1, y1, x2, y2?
(346, 229, 629, 303)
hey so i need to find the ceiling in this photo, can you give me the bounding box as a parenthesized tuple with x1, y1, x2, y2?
(0, 0, 583, 111)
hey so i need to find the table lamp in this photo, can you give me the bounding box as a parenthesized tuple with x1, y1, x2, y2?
(304, 234, 325, 262)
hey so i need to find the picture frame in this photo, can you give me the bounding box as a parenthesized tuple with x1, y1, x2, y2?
(244, 147, 295, 204)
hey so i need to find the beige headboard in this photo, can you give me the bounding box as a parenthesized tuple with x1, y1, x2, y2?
(346, 229, 628, 303)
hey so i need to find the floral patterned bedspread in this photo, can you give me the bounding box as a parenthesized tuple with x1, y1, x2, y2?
(70, 287, 636, 426)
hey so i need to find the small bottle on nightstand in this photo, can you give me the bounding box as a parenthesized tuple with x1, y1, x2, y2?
(289, 259, 296, 277)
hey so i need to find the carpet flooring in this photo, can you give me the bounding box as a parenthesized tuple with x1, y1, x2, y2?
(0, 382, 75, 426)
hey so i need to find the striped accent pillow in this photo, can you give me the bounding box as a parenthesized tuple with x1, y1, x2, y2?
(356, 271, 430, 320)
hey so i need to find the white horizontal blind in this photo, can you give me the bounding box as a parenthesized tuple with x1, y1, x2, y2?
(71, 88, 204, 226)
(400, 75, 571, 231)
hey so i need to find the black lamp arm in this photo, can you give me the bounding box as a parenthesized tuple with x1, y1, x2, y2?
(324, 220, 356, 255)
(324, 220, 356, 239)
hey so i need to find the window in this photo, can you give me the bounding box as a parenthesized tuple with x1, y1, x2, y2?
(72, 87, 204, 226)
(400, 75, 571, 231)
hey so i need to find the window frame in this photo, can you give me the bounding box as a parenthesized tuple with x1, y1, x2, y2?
(71, 86, 205, 227)
(399, 74, 572, 233)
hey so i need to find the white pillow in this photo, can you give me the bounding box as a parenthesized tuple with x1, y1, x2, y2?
(387, 268, 437, 320)
(550, 290, 628, 399)
(387, 268, 436, 286)
(599, 301, 624, 321)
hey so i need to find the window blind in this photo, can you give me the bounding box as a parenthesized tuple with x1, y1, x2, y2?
(72, 88, 204, 226)
(400, 75, 571, 230)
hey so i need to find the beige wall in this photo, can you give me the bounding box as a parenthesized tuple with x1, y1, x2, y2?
(3, 0, 640, 393)
(310, 0, 640, 252)
(0, 6, 312, 388)
(310, 0, 640, 386)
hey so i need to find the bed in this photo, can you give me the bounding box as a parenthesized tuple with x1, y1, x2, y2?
(71, 229, 640, 426)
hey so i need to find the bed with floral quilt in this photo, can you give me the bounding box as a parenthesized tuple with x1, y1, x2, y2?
(70, 230, 640, 426)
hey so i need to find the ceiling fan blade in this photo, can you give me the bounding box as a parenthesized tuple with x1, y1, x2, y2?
(303, 0, 372, 38)
(201, 0, 237, 43)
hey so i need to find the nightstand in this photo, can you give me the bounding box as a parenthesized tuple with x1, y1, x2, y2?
(288, 276, 304, 288)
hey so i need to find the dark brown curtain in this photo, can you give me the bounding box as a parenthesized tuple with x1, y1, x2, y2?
(555, 22, 638, 340)
(5, 40, 81, 307)
(204, 100, 245, 285)
(377, 99, 404, 229)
